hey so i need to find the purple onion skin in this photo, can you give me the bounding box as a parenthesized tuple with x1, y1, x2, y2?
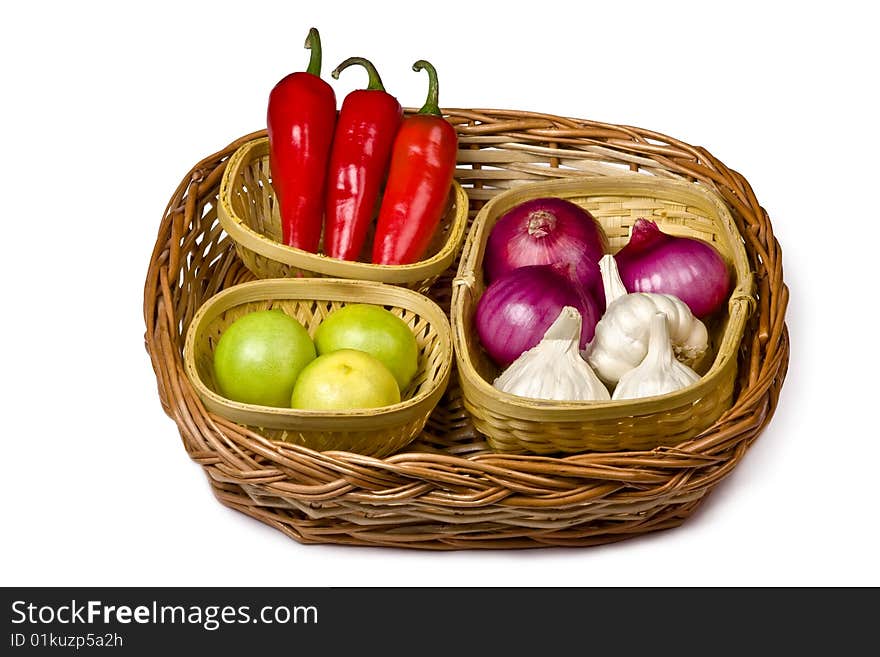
(484, 197, 609, 310)
(475, 264, 601, 367)
(615, 219, 732, 318)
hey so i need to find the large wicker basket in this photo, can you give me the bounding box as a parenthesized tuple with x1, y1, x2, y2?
(452, 176, 754, 454)
(144, 110, 789, 549)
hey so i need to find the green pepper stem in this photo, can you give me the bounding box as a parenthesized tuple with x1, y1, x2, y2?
(413, 60, 441, 116)
(332, 57, 386, 92)
(304, 27, 322, 77)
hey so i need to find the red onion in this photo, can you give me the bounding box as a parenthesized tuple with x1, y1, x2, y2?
(484, 197, 609, 308)
(475, 264, 601, 367)
(614, 219, 732, 318)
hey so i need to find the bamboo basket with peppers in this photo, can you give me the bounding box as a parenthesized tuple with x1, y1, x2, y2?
(144, 31, 789, 548)
(219, 38, 468, 293)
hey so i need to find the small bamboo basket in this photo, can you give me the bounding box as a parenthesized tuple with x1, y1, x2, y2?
(182, 278, 453, 458)
(218, 137, 469, 293)
(452, 177, 754, 454)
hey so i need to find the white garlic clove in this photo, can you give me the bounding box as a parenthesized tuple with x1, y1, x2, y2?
(493, 306, 610, 402)
(611, 312, 701, 401)
(587, 255, 709, 384)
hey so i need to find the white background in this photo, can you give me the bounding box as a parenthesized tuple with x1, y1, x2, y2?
(2, 0, 877, 587)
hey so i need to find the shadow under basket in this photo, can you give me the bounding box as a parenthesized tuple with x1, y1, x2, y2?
(218, 136, 469, 293)
(452, 176, 755, 454)
(145, 112, 789, 551)
(183, 278, 453, 459)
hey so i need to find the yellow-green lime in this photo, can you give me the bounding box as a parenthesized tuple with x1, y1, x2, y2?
(290, 349, 401, 410)
(213, 309, 316, 407)
(313, 304, 419, 391)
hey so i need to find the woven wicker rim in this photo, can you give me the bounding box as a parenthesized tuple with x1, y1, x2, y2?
(183, 278, 453, 431)
(452, 176, 754, 420)
(218, 136, 470, 284)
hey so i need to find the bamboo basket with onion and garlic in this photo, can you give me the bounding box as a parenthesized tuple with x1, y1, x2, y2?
(452, 176, 754, 454)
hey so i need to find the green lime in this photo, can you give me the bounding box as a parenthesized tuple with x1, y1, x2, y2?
(313, 304, 419, 390)
(213, 309, 316, 407)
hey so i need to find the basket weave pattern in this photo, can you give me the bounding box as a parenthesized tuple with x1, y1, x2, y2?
(144, 110, 790, 549)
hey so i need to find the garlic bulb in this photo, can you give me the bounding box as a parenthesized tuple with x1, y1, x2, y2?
(612, 312, 701, 400)
(493, 306, 610, 402)
(586, 254, 709, 385)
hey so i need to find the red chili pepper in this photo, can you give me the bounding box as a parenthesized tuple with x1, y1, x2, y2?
(324, 57, 403, 261)
(266, 27, 337, 252)
(371, 60, 458, 265)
